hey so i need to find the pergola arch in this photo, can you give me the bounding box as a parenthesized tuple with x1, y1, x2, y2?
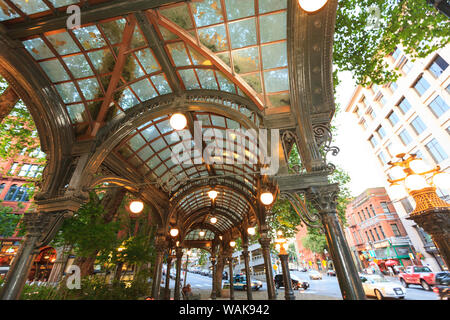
(180, 207, 242, 236)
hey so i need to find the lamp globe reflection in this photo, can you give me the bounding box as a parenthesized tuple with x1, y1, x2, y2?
(129, 200, 144, 214)
(298, 0, 329, 13)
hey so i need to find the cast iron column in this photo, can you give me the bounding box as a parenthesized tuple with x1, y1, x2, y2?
(174, 247, 183, 300)
(259, 235, 276, 300)
(163, 255, 173, 300)
(151, 236, 166, 300)
(210, 256, 217, 300)
(279, 254, 295, 300)
(307, 184, 366, 300)
(228, 256, 234, 300)
(242, 243, 253, 300)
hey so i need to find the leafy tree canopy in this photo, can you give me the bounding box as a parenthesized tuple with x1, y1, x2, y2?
(335, 0, 450, 86)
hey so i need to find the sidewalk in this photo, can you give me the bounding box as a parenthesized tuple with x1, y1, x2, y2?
(190, 289, 342, 301)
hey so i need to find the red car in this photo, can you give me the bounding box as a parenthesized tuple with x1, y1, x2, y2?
(399, 266, 435, 291)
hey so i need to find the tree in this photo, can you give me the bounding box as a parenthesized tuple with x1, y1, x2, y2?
(334, 0, 450, 86)
(0, 203, 21, 237)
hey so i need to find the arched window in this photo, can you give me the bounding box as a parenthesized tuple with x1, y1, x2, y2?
(0, 183, 5, 195)
(4, 184, 18, 201)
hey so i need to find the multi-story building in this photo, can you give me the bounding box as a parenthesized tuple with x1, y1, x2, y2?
(294, 225, 328, 271)
(344, 187, 417, 272)
(345, 44, 450, 271)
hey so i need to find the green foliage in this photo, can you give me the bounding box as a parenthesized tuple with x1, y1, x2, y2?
(0, 204, 21, 237)
(335, 0, 450, 86)
(52, 192, 122, 262)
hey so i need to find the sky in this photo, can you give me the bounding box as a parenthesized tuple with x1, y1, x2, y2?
(331, 71, 387, 197)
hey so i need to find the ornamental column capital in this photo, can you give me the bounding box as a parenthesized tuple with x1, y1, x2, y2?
(306, 183, 340, 213)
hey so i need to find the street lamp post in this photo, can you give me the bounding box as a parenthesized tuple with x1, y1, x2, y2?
(387, 153, 450, 269)
(275, 231, 295, 300)
(183, 250, 191, 288)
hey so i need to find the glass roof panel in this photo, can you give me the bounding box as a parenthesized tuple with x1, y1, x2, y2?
(191, 0, 224, 28)
(137, 146, 154, 161)
(160, 4, 194, 30)
(167, 42, 191, 67)
(224, 0, 255, 21)
(46, 32, 80, 55)
(196, 69, 218, 90)
(128, 134, 146, 151)
(261, 42, 288, 69)
(141, 124, 159, 142)
(100, 19, 126, 45)
(179, 69, 201, 90)
(241, 73, 262, 93)
(259, 12, 287, 43)
(198, 24, 228, 53)
(63, 54, 94, 78)
(49, 0, 79, 7)
(39, 59, 70, 82)
(151, 74, 172, 95)
(77, 78, 100, 100)
(66, 104, 87, 124)
(259, 0, 287, 13)
(9, 0, 49, 15)
(232, 47, 259, 74)
(118, 88, 140, 111)
(215, 72, 236, 93)
(55, 82, 81, 103)
(130, 79, 158, 102)
(72, 25, 107, 50)
(87, 49, 114, 74)
(135, 48, 161, 74)
(23, 38, 54, 60)
(264, 68, 289, 93)
(0, 2, 19, 21)
(151, 137, 167, 153)
(228, 18, 257, 49)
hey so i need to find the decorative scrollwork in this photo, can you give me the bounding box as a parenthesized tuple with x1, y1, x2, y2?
(280, 192, 324, 232)
(312, 123, 340, 172)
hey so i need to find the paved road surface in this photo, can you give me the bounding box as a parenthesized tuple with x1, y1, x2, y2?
(167, 271, 439, 300)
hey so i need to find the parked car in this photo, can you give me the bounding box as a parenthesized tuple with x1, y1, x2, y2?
(274, 274, 309, 290)
(327, 269, 336, 277)
(299, 267, 307, 272)
(360, 274, 405, 300)
(399, 266, 436, 291)
(223, 274, 263, 291)
(308, 270, 322, 280)
(433, 271, 450, 300)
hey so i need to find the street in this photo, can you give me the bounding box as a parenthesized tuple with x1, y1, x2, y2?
(166, 271, 440, 300)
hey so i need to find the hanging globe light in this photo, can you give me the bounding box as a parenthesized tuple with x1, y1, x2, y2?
(404, 174, 429, 191)
(409, 159, 430, 174)
(229, 241, 236, 248)
(170, 113, 187, 131)
(433, 172, 450, 190)
(129, 200, 144, 214)
(390, 166, 406, 180)
(389, 184, 408, 200)
(298, 0, 329, 13)
(170, 228, 179, 237)
(199, 231, 205, 237)
(260, 192, 274, 206)
(210, 217, 217, 224)
(247, 227, 256, 236)
(208, 190, 218, 200)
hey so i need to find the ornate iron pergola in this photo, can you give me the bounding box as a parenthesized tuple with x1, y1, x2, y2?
(0, 0, 365, 300)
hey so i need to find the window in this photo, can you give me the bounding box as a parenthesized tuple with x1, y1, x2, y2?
(378, 151, 388, 165)
(410, 116, 427, 135)
(372, 84, 381, 94)
(425, 138, 448, 163)
(358, 212, 363, 222)
(414, 149, 424, 159)
(370, 204, 376, 216)
(374, 228, 381, 241)
(365, 231, 371, 242)
(380, 95, 388, 106)
(0, 183, 5, 195)
(391, 47, 402, 60)
(369, 109, 377, 119)
(447, 84, 450, 95)
(369, 135, 379, 148)
(428, 55, 448, 78)
(387, 111, 400, 126)
(365, 207, 371, 218)
(380, 202, 391, 213)
(7, 163, 19, 175)
(398, 97, 412, 114)
(3, 185, 30, 202)
(376, 126, 387, 139)
(369, 230, 376, 242)
(360, 119, 368, 130)
(399, 129, 413, 146)
(362, 210, 367, 220)
(428, 96, 449, 118)
(413, 76, 431, 96)
(402, 60, 414, 74)
(379, 226, 386, 239)
(391, 224, 401, 237)
(360, 96, 367, 108)
(16, 164, 42, 178)
(389, 82, 398, 92)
